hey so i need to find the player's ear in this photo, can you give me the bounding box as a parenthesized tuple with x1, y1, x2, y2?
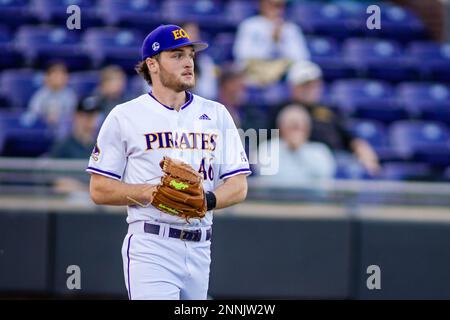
(146, 57, 159, 73)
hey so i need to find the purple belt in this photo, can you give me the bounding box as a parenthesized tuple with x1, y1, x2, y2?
(144, 223, 212, 242)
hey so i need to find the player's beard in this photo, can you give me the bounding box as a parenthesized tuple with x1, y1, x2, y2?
(159, 64, 195, 92)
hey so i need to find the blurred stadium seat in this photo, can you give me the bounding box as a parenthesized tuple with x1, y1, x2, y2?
(348, 119, 387, 149)
(397, 82, 450, 124)
(0, 25, 12, 43)
(0, 69, 43, 110)
(363, 3, 427, 42)
(14, 25, 91, 70)
(445, 167, 450, 182)
(347, 118, 400, 161)
(208, 32, 235, 64)
(68, 71, 100, 98)
(0, 26, 23, 71)
(306, 36, 357, 80)
(162, 0, 229, 32)
(226, 0, 258, 27)
(381, 162, 433, 181)
(31, 0, 102, 27)
(343, 38, 417, 82)
(331, 79, 407, 122)
(0, 0, 38, 28)
(288, 2, 364, 39)
(334, 151, 368, 180)
(82, 28, 143, 73)
(390, 121, 450, 166)
(406, 41, 450, 82)
(98, 0, 161, 29)
(129, 75, 150, 97)
(246, 82, 290, 107)
(0, 111, 53, 157)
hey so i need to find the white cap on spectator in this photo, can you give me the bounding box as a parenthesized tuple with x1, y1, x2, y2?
(287, 60, 323, 85)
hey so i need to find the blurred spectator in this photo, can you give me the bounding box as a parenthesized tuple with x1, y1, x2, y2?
(233, 0, 310, 85)
(182, 22, 218, 100)
(217, 64, 266, 131)
(22, 61, 77, 140)
(256, 104, 335, 184)
(95, 65, 129, 116)
(50, 96, 100, 159)
(50, 96, 101, 194)
(282, 60, 381, 176)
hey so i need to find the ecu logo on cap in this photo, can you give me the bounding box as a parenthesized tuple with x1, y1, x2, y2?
(172, 28, 190, 40)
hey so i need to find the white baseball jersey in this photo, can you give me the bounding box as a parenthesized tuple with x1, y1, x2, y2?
(86, 91, 251, 228)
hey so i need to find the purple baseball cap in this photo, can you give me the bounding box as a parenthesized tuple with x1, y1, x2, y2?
(141, 24, 209, 60)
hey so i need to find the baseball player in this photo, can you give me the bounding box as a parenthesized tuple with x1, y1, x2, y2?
(87, 24, 251, 300)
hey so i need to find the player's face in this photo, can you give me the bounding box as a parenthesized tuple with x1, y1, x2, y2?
(158, 46, 196, 92)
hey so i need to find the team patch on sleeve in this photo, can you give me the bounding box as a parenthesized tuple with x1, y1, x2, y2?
(91, 143, 100, 161)
(240, 151, 248, 163)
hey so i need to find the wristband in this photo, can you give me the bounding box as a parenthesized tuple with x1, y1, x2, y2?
(205, 191, 217, 211)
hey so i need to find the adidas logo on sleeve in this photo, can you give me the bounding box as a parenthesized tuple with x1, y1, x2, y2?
(199, 114, 211, 120)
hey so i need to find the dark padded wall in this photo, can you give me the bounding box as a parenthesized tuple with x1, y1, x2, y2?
(51, 211, 128, 297)
(0, 211, 49, 292)
(209, 216, 353, 299)
(356, 219, 450, 299)
(1, 208, 450, 299)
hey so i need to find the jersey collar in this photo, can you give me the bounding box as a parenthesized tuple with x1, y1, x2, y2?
(148, 91, 193, 111)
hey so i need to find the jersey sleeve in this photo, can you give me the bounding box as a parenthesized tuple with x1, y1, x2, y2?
(86, 110, 127, 181)
(217, 106, 252, 180)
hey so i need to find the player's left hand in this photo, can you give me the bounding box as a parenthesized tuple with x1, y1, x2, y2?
(151, 156, 207, 222)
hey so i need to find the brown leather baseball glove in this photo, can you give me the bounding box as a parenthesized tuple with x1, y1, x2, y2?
(151, 156, 207, 222)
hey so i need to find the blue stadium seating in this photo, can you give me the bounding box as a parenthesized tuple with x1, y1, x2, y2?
(129, 75, 150, 97)
(0, 0, 445, 178)
(68, 71, 100, 98)
(288, 2, 364, 39)
(363, 4, 427, 42)
(0, 70, 43, 110)
(31, 0, 102, 27)
(331, 79, 407, 122)
(98, 0, 162, 29)
(347, 118, 402, 162)
(208, 32, 235, 64)
(246, 82, 290, 107)
(0, 26, 20, 72)
(14, 25, 92, 70)
(0, 111, 53, 157)
(390, 121, 450, 166)
(333, 0, 426, 43)
(162, 0, 228, 32)
(226, 0, 258, 27)
(348, 119, 387, 148)
(406, 42, 450, 82)
(397, 82, 450, 124)
(343, 38, 417, 82)
(307, 36, 357, 80)
(0, 0, 38, 28)
(342, 38, 418, 82)
(381, 162, 433, 181)
(445, 167, 450, 182)
(0, 25, 12, 43)
(82, 28, 143, 73)
(334, 152, 369, 180)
